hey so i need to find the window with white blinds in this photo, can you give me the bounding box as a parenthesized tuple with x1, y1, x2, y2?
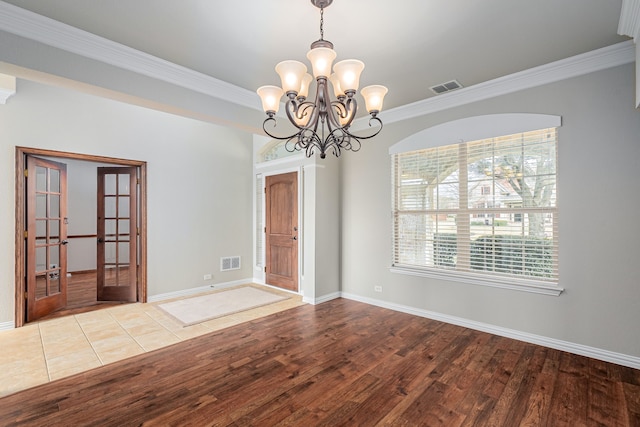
(392, 127, 559, 288)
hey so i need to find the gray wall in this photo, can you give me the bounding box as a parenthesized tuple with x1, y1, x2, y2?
(314, 155, 341, 299)
(340, 63, 640, 358)
(0, 79, 254, 323)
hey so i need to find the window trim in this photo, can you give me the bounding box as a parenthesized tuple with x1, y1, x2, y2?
(390, 266, 563, 296)
(389, 114, 564, 296)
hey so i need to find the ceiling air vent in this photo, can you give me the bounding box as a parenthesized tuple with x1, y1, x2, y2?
(429, 80, 463, 95)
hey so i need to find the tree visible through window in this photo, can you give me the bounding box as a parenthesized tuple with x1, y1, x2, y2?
(392, 128, 558, 284)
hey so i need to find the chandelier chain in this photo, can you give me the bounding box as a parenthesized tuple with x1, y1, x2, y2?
(320, 7, 324, 40)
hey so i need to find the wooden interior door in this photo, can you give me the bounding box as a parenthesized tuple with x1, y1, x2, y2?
(26, 156, 68, 322)
(265, 172, 298, 291)
(97, 167, 137, 302)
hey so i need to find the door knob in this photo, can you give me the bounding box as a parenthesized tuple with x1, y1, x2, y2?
(97, 237, 104, 243)
(61, 240, 69, 245)
(292, 236, 297, 240)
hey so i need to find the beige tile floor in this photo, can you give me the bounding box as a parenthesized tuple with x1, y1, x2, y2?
(0, 284, 304, 398)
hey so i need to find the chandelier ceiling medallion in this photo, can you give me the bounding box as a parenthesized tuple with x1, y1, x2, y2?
(257, 0, 388, 159)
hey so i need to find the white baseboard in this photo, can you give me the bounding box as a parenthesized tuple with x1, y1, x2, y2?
(259, 282, 304, 299)
(341, 292, 640, 370)
(252, 277, 327, 304)
(305, 292, 341, 305)
(147, 278, 253, 303)
(0, 321, 15, 331)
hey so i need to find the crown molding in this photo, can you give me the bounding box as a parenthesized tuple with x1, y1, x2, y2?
(619, 0, 640, 40)
(0, 1, 259, 110)
(0, 86, 14, 104)
(0, 2, 636, 124)
(366, 40, 636, 127)
(0, 72, 15, 104)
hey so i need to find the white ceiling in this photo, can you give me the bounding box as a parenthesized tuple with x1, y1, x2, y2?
(0, 0, 630, 112)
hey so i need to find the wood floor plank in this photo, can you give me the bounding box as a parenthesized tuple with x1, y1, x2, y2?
(500, 345, 548, 425)
(456, 337, 507, 424)
(519, 351, 561, 426)
(547, 352, 591, 426)
(1, 298, 639, 426)
(483, 343, 536, 426)
(588, 359, 630, 426)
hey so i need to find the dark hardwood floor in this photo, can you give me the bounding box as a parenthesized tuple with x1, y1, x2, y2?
(2, 298, 639, 426)
(66, 270, 99, 308)
(36, 271, 129, 322)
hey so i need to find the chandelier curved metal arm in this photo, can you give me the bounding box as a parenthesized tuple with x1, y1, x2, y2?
(257, 0, 388, 159)
(261, 77, 384, 158)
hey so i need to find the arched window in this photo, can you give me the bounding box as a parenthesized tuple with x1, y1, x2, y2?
(257, 139, 300, 163)
(390, 114, 562, 295)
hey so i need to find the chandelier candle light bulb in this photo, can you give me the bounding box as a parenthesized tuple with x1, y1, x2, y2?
(275, 61, 307, 95)
(306, 47, 337, 78)
(298, 73, 313, 99)
(256, 85, 284, 114)
(333, 60, 365, 93)
(329, 73, 344, 99)
(361, 85, 389, 115)
(256, 0, 388, 158)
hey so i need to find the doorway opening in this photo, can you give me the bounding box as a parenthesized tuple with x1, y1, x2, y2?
(14, 147, 147, 327)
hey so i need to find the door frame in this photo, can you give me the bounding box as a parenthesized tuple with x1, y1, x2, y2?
(14, 146, 148, 327)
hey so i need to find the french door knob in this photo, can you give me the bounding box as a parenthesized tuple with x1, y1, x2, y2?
(97, 237, 104, 243)
(60, 240, 69, 245)
(292, 236, 297, 240)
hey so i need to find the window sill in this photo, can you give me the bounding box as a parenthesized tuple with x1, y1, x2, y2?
(389, 266, 564, 296)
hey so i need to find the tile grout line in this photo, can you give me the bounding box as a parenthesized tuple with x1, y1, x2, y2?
(75, 313, 109, 367)
(124, 308, 185, 351)
(107, 308, 150, 355)
(42, 315, 98, 381)
(37, 323, 52, 383)
(89, 310, 141, 365)
(142, 305, 198, 342)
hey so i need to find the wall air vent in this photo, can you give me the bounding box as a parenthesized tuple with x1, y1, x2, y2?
(221, 256, 241, 271)
(429, 80, 463, 94)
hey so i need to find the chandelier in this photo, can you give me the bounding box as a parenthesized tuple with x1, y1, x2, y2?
(257, 0, 388, 159)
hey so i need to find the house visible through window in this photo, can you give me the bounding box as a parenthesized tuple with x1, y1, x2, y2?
(392, 127, 558, 286)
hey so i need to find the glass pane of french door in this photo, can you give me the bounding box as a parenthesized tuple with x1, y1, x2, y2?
(34, 164, 63, 299)
(104, 184, 130, 286)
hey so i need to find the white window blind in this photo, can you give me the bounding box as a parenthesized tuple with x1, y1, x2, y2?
(392, 128, 558, 286)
